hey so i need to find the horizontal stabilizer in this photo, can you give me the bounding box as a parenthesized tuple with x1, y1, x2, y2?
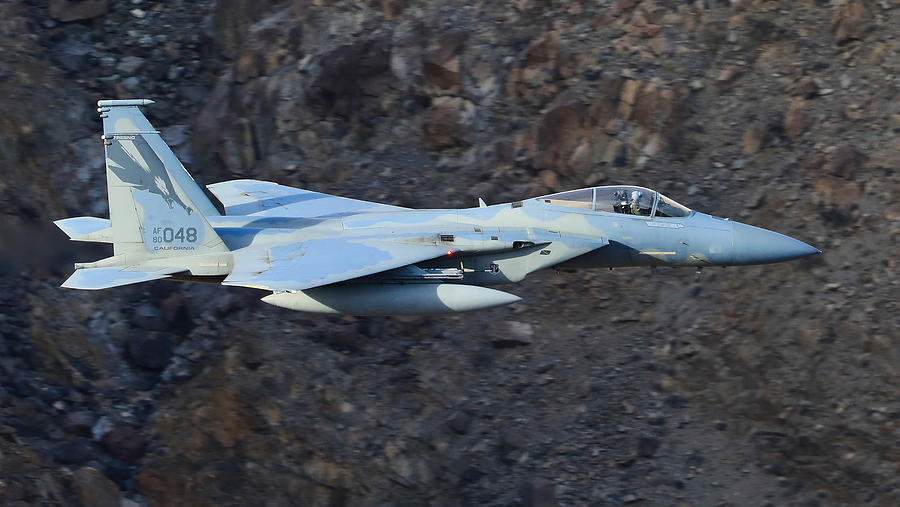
(54, 217, 113, 243)
(61, 266, 184, 290)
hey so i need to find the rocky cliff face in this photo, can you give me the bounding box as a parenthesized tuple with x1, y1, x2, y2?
(1, 0, 898, 505)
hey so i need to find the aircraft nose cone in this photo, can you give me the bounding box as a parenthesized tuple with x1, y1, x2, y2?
(731, 222, 821, 265)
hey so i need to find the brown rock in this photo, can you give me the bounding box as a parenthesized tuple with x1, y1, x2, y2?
(48, 0, 110, 22)
(824, 144, 866, 179)
(641, 133, 665, 157)
(715, 65, 743, 87)
(742, 122, 767, 155)
(814, 175, 861, 208)
(618, 79, 640, 119)
(588, 73, 624, 125)
(303, 455, 352, 488)
(381, 0, 408, 19)
(535, 100, 585, 172)
(784, 98, 808, 141)
(842, 100, 868, 121)
(430, 30, 467, 64)
(632, 83, 658, 128)
(102, 425, 146, 463)
(307, 34, 391, 114)
(539, 169, 559, 190)
(424, 31, 467, 93)
(648, 36, 669, 56)
(424, 57, 461, 92)
(568, 137, 610, 175)
(789, 76, 819, 98)
(591, 12, 614, 29)
(71, 467, 120, 507)
(523, 31, 560, 69)
(802, 153, 827, 173)
(234, 49, 263, 83)
(137, 469, 171, 506)
(62, 411, 96, 437)
(423, 97, 476, 149)
(832, 0, 870, 45)
(612, 0, 639, 16)
(604, 138, 627, 167)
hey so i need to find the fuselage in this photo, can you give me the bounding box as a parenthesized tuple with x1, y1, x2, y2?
(206, 193, 819, 289)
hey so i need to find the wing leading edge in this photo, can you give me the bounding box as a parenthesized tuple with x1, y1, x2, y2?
(207, 179, 407, 218)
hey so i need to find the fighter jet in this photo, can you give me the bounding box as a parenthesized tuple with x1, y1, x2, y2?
(54, 99, 820, 315)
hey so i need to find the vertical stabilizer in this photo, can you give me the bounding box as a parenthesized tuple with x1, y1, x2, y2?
(97, 99, 227, 259)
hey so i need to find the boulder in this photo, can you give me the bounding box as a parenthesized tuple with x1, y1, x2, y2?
(814, 175, 861, 209)
(132, 303, 166, 331)
(71, 467, 120, 507)
(102, 425, 147, 463)
(127, 333, 173, 371)
(307, 34, 391, 114)
(520, 477, 557, 507)
(62, 411, 96, 437)
(51, 438, 99, 465)
(832, 0, 870, 45)
(637, 435, 660, 457)
(535, 99, 587, 173)
(424, 30, 467, 93)
(49, 0, 110, 22)
(50, 39, 92, 73)
(824, 144, 866, 179)
(116, 56, 146, 76)
(423, 97, 476, 149)
(784, 98, 808, 141)
(445, 410, 472, 435)
(742, 122, 767, 155)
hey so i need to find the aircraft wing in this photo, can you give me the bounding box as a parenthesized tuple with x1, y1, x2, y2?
(207, 179, 407, 218)
(222, 237, 450, 292)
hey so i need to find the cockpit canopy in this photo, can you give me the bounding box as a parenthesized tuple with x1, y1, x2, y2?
(537, 186, 691, 218)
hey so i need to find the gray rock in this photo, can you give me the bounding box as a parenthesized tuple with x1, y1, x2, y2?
(161, 125, 188, 147)
(51, 39, 92, 73)
(49, 0, 110, 22)
(520, 477, 556, 507)
(51, 437, 100, 464)
(116, 56, 146, 75)
(62, 411, 96, 436)
(637, 435, 660, 457)
(446, 410, 472, 435)
(133, 303, 165, 331)
(92, 416, 113, 442)
(127, 333, 173, 371)
(3, 479, 25, 501)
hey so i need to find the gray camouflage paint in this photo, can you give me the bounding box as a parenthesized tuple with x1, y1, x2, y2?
(55, 99, 820, 314)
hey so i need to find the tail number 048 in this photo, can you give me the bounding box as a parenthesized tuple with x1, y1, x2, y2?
(152, 227, 198, 243)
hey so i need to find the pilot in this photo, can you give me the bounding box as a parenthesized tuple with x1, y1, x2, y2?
(613, 190, 628, 213)
(629, 190, 643, 215)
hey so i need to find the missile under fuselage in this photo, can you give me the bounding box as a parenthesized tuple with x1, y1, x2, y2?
(261, 283, 522, 315)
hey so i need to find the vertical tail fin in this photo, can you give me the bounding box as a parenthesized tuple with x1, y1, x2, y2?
(98, 99, 227, 259)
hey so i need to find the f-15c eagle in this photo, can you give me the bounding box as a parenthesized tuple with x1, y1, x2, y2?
(54, 99, 820, 315)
